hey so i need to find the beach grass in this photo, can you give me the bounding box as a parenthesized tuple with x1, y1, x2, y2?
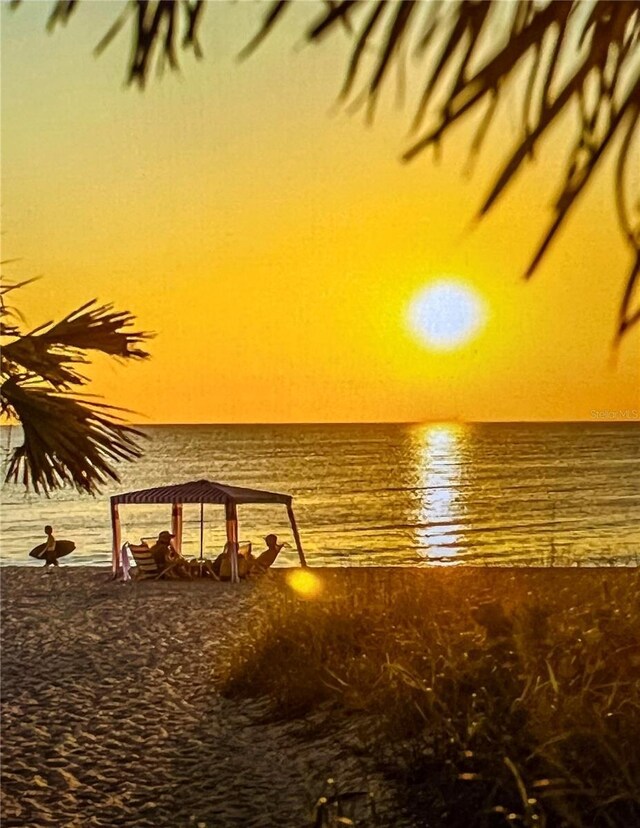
(223, 568, 640, 827)
(2, 566, 639, 827)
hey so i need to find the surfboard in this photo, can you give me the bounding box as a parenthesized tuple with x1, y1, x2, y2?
(29, 540, 76, 560)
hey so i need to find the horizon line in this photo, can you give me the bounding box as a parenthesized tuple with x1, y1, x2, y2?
(2, 418, 638, 428)
(123, 418, 639, 426)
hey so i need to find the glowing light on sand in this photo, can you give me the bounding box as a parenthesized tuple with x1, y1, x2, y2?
(413, 424, 468, 561)
(286, 569, 323, 599)
(407, 279, 486, 350)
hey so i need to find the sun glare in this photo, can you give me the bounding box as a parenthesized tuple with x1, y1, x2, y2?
(286, 569, 323, 599)
(407, 279, 487, 351)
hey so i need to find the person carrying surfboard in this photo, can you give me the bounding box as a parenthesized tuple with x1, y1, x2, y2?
(29, 527, 76, 566)
(42, 525, 58, 567)
(42, 526, 58, 566)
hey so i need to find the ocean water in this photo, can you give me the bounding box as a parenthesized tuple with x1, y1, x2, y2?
(1, 422, 639, 567)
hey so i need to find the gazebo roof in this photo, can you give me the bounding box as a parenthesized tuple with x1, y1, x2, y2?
(111, 479, 292, 506)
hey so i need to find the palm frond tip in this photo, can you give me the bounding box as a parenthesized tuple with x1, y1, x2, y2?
(1, 279, 152, 495)
(1, 379, 145, 496)
(257, 0, 640, 337)
(10, 0, 640, 337)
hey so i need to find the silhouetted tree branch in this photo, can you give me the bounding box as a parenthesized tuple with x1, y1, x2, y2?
(10, 0, 640, 342)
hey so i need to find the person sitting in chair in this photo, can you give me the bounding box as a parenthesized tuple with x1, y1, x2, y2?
(251, 534, 285, 575)
(212, 543, 254, 580)
(149, 531, 192, 579)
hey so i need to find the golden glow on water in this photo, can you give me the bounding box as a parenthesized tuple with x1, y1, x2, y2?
(413, 424, 467, 561)
(286, 569, 323, 599)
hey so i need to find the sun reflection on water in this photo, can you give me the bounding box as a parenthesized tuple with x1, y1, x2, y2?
(413, 424, 468, 562)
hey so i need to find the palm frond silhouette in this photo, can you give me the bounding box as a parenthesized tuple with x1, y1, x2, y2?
(10, 0, 640, 340)
(1, 279, 152, 494)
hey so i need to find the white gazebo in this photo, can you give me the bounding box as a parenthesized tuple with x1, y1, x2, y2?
(110, 479, 306, 582)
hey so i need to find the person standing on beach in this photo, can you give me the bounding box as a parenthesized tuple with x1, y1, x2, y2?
(42, 525, 58, 567)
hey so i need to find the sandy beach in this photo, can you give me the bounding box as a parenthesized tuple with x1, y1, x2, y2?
(1, 567, 388, 828)
(2, 565, 639, 827)
(3, 2, 639, 824)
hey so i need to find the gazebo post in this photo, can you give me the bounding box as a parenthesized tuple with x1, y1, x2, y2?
(171, 502, 183, 554)
(225, 500, 240, 583)
(287, 504, 307, 567)
(111, 499, 122, 577)
(199, 502, 204, 561)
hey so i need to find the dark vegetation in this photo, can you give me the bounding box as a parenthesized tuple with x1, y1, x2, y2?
(0, 280, 151, 494)
(224, 569, 640, 827)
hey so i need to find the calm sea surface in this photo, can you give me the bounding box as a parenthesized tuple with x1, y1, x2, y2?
(1, 422, 639, 567)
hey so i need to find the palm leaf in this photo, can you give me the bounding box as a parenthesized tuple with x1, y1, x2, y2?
(1, 278, 39, 330)
(10, 0, 640, 337)
(1, 379, 145, 495)
(1, 341, 86, 389)
(20, 299, 152, 360)
(45, 0, 78, 32)
(10, 0, 206, 86)
(1, 280, 152, 494)
(257, 0, 640, 337)
(2, 299, 152, 389)
(238, 0, 290, 61)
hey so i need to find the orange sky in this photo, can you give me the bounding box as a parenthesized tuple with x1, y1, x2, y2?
(2, 2, 638, 423)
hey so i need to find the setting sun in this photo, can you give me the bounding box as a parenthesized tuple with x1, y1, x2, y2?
(407, 279, 487, 351)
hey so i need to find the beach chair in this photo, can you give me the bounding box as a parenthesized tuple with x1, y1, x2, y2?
(250, 540, 285, 576)
(238, 541, 253, 579)
(217, 541, 253, 580)
(126, 542, 186, 580)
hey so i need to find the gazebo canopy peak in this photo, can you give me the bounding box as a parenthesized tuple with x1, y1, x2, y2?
(110, 479, 293, 506)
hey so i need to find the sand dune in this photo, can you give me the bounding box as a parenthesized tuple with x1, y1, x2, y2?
(1, 568, 385, 827)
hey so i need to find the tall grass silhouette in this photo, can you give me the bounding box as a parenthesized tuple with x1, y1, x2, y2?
(224, 569, 640, 826)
